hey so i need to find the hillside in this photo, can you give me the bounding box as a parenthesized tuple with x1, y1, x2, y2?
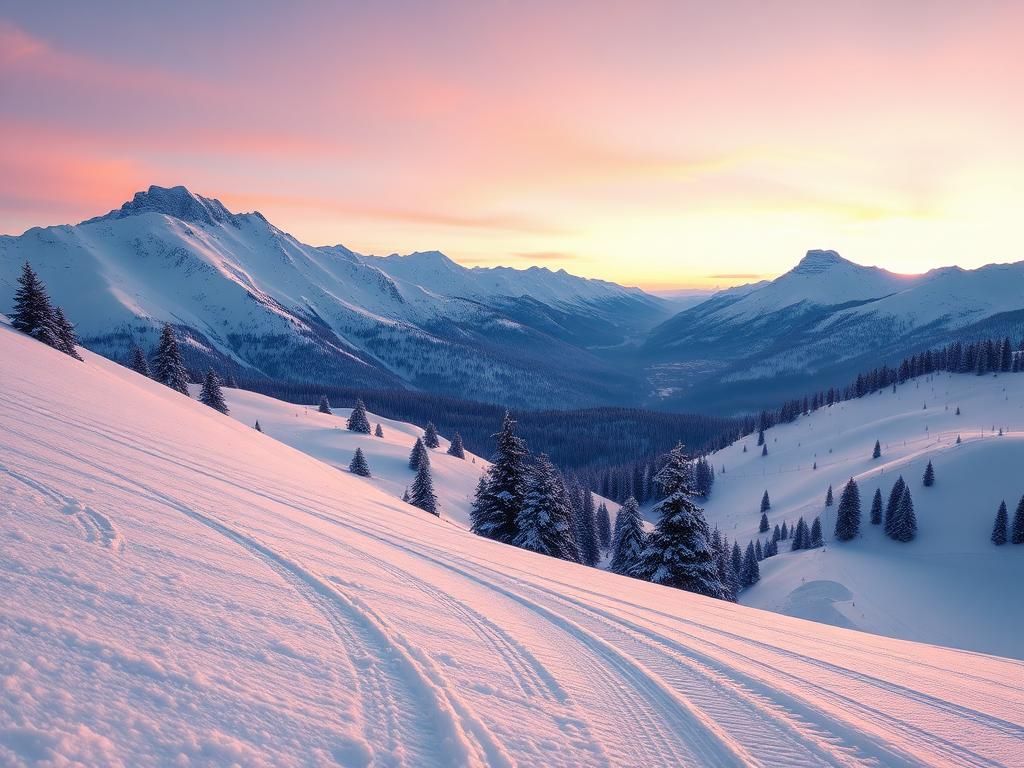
(3, 323, 1023, 765)
(698, 372, 1024, 659)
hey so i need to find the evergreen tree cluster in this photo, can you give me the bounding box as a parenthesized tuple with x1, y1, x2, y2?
(881, 476, 918, 542)
(10, 262, 82, 361)
(992, 496, 1024, 546)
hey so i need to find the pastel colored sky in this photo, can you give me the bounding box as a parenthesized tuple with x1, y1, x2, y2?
(2, 2, 1022, 289)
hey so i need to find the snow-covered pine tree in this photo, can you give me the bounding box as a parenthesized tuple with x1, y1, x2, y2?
(872, 440, 881, 459)
(923, 461, 935, 487)
(409, 460, 438, 515)
(153, 323, 190, 395)
(754, 539, 763, 561)
(610, 497, 646, 576)
(447, 432, 466, 458)
(10, 262, 59, 348)
(791, 518, 806, 551)
(347, 398, 371, 433)
(761, 444, 768, 456)
(1012, 495, 1024, 545)
(408, 437, 429, 471)
(757, 429, 765, 446)
(52, 307, 83, 360)
(781, 521, 789, 539)
(634, 443, 723, 598)
(885, 476, 906, 537)
(577, 491, 599, 566)
(772, 524, 781, 543)
(810, 517, 824, 548)
(349, 447, 371, 477)
(513, 455, 578, 562)
(129, 346, 151, 377)
(891, 486, 917, 542)
(991, 501, 1008, 545)
(423, 421, 440, 448)
(712, 531, 736, 601)
(198, 369, 229, 414)
(596, 502, 611, 551)
(469, 412, 529, 544)
(375, 423, 384, 437)
(730, 541, 743, 589)
(825, 484, 834, 507)
(318, 395, 332, 414)
(870, 487, 883, 525)
(759, 512, 769, 533)
(760, 490, 771, 512)
(741, 542, 760, 587)
(834, 478, 861, 541)
(254, 420, 262, 432)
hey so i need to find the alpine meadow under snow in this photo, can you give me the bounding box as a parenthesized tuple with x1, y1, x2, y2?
(3, 318, 1024, 766)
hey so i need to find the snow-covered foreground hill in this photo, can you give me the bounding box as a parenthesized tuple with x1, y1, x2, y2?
(2, 326, 1023, 766)
(701, 373, 1024, 659)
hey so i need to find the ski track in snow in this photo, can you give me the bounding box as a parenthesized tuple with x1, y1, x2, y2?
(2, 333, 1023, 767)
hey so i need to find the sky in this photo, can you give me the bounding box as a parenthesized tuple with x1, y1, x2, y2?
(1, 1, 1022, 289)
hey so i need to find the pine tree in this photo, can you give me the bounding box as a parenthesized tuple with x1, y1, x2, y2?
(741, 542, 760, 587)
(610, 497, 646, 576)
(885, 477, 906, 537)
(254, 420, 262, 432)
(825, 485, 834, 507)
(772, 524, 781, 543)
(761, 444, 768, 456)
(347, 398, 371, 433)
(198, 369, 229, 414)
(577, 491, 599, 566)
(153, 323, 190, 394)
(129, 346, 151, 377)
(754, 539, 763, 561)
(514, 455, 578, 562)
(834, 478, 861, 541)
(781, 521, 789, 539)
(634, 443, 723, 598)
(10, 262, 59, 347)
(318, 395, 332, 414)
(409, 460, 438, 515)
(423, 421, 440, 448)
(870, 488, 883, 525)
(956, 434, 962, 444)
(992, 501, 1008, 545)
(872, 440, 881, 459)
(447, 432, 466, 459)
(349, 447, 371, 477)
(809, 517, 824, 548)
(409, 438, 429, 471)
(596, 502, 612, 551)
(470, 412, 528, 544)
(52, 307, 83, 360)
(760, 490, 770, 512)
(759, 512, 769, 533)
(712, 531, 737, 601)
(757, 429, 765, 446)
(402, 488, 410, 503)
(890, 486, 917, 542)
(375, 423, 384, 438)
(791, 518, 807, 551)
(1012, 495, 1024, 545)
(923, 461, 935, 487)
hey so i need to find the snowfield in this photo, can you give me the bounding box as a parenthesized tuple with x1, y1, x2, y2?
(701, 373, 1024, 660)
(2, 324, 1023, 766)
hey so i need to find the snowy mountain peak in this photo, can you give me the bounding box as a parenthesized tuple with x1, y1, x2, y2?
(790, 249, 851, 275)
(87, 184, 238, 227)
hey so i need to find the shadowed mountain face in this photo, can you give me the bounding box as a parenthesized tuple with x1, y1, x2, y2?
(0, 186, 673, 409)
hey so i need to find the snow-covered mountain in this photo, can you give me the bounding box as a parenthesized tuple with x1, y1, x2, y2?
(645, 250, 1024, 411)
(697, 371, 1024, 660)
(0, 186, 670, 409)
(2, 320, 1021, 766)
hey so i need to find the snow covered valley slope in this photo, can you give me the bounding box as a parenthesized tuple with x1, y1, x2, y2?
(702, 373, 1024, 660)
(1, 324, 1023, 766)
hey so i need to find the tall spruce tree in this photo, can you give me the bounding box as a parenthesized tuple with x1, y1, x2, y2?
(1012, 495, 1024, 545)
(872, 440, 881, 459)
(409, 460, 438, 515)
(791, 518, 807, 551)
(349, 447, 371, 477)
(52, 307, 83, 360)
(834, 478, 861, 541)
(992, 501, 1008, 545)
(772, 524, 781, 543)
(318, 395, 332, 414)
(152, 323, 190, 394)
(347, 398, 371, 433)
(423, 421, 440, 448)
(11, 262, 59, 348)
(713, 531, 737, 602)
(825, 485, 834, 507)
(890, 486, 917, 542)
(198, 369, 229, 414)
(809, 517, 824, 548)
(923, 461, 935, 487)
(610, 497, 646, 576)
(754, 539, 763, 561)
(513, 455, 578, 562)
(577, 491, 599, 566)
(760, 490, 771, 512)
(469, 412, 529, 544)
(596, 502, 612, 551)
(447, 432, 466, 459)
(870, 488, 884, 525)
(634, 443, 723, 598)
(129, 346, 151, 377)
(884, 476, 906, 537)
(730, 541, 743, 590)
(759, 512, 769, 533)
(408, 438, 429, 471)
(741, 542, 760, 587)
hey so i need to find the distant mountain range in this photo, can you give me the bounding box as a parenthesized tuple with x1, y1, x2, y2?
(3, 187, 1023, 413)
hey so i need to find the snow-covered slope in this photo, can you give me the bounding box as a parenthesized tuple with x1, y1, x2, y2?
(699, 372, 1024, 659)
(0, 185, 667, 408)
(3, 325, 1023, 765)
(645, 250, 1024, 411)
